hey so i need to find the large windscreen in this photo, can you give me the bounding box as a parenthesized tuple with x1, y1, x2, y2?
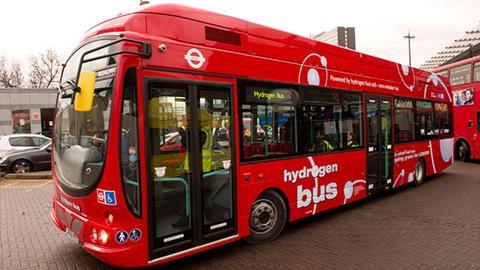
(54, 39, 117, 192)
(60, 39, 118, 84)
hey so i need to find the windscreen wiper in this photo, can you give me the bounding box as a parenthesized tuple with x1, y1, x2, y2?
(58, 80, 76, 98)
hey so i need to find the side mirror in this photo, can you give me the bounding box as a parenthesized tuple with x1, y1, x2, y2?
(74, 71, 96, 112)
(46, 147, 52, 153)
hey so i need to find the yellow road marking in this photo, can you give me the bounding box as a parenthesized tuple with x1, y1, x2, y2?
(0, 180, 52, 189)
(8, 179, 50, 182)
(37, 180, 52, 187)
(0, 181, 18, 189)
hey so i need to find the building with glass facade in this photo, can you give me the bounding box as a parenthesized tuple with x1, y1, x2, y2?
(0, 88, 57, 136)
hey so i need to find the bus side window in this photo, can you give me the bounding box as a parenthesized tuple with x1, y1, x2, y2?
(474, 62, 480, 82)
(240, 84, 297, 160)
(120, 68, 141, 217)
(298, 105, 338, 153)
(298, 89, 362, 153)
(240, 82, 364, 160)
(394, 99, 415, 143)
(415, 100, 436, 139)
(434, 102, 452, 136)
(450, 64, 471, 86)
(342, 93, 363, 149)
(241, 104, 296, 159)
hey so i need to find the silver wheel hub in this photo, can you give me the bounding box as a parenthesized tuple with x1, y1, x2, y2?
(250, 199, 277, 234)
(14, 161, 30, 173)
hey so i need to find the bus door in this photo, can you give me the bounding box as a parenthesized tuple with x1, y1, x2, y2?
(366, 96, 393, 193)
(146, 79, 236, 259)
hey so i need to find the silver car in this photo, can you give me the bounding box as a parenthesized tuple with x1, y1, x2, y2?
(0, 134, 50, 156)
(0, 141, 52, 173)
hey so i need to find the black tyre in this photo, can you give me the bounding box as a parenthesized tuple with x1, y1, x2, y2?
(413, 159, 426, 187)
(245, 190, 287, 244)
(11, 159, 33, 174)
(457, 141, 470, 162)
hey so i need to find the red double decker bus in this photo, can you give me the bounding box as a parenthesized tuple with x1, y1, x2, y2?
(50, 4, 454, 267)
(433, 56, 480, 161)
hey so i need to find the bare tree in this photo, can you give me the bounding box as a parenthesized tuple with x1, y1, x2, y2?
(0, 54, 9, 87)
(28, 49, 62, 88)
(0, 54, 24, 88)
(9, 60, 24, 88)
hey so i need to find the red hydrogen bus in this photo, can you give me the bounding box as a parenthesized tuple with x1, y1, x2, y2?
(433, 56, 480, 161)
(50, 4, 454, 267)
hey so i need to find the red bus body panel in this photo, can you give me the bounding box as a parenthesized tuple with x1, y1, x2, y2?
(433, 56, 480, 159)
(51, 4, 454, 267)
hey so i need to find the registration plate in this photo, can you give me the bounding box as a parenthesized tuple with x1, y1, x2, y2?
(65, 228, 80, 244)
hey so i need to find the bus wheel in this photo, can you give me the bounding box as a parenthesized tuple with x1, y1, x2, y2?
(246, 190, 286, 244)
(413, 159, 426, 187)
(457, 141, 470, 162)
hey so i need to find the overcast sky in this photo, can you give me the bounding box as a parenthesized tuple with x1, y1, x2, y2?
(0, 0, 478, 69)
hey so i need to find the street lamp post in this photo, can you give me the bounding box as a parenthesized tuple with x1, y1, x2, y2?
(403, 31, 415, 66)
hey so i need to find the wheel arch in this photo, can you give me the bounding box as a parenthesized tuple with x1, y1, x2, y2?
(455, 137, 469, 148)
(455, 137, 470, 160)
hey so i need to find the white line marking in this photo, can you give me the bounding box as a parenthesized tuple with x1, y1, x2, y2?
(429, 141, 437, 174)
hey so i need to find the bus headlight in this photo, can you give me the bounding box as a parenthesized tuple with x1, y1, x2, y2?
(105, 212, 114, 224)
(99, 230, 109, 244)
(90, 228, 98, 243)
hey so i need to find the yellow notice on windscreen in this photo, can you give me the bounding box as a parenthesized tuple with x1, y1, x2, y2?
(74, 71, 96, 112)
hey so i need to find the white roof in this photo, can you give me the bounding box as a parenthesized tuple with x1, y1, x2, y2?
(0, 134, 50, 139)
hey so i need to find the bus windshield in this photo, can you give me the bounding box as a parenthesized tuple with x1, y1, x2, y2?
(54, 39, 118, 192)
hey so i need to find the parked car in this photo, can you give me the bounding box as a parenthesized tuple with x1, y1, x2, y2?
(0, 134, 51, 155)
(0, 141, 52, 173)
(36, 130, 53, 138)
(160, 132, 182, 151)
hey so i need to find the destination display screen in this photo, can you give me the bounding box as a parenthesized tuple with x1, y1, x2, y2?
(244, 86, 297, 104)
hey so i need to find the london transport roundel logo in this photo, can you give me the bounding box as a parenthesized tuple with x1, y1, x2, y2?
(185, 48, 206, 69)
(97, 192, 104, 202)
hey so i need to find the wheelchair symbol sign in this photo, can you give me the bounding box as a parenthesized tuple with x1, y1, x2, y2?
(97, 189, 117, 206)
(129, 229, 142, 242)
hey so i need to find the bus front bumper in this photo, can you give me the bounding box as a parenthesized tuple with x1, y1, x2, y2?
(50, 198, 147, 268)
(83, 242, 145, 268)
(50, 208, 66, 231)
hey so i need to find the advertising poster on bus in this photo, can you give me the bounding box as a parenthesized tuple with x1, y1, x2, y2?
(453, 89, 474, 106)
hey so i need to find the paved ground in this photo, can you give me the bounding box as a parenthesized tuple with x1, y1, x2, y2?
(1, 162, 480, 270)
